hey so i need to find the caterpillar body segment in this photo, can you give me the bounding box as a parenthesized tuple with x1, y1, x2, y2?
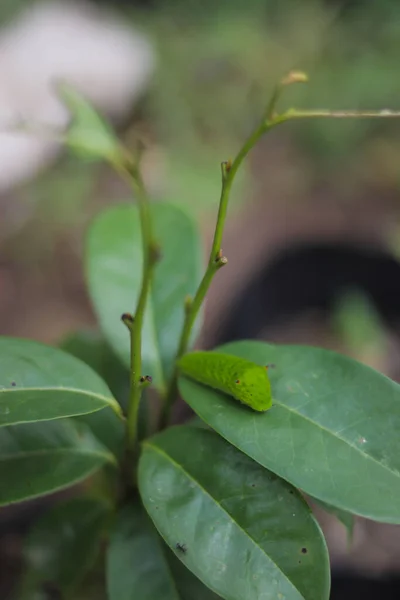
(178, 351, 272, 412)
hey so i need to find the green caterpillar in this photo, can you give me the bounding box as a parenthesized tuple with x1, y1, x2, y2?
(177, 351, 272, 412)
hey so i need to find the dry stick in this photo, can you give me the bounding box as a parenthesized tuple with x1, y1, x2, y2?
(161, 84, 400, 428)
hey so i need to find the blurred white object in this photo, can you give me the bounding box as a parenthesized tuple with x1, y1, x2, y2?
(0, 0, 155, 193)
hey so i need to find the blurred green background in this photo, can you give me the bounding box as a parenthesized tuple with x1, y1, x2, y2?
(1, 2, 400, 598)
(1, 0, 399, 361)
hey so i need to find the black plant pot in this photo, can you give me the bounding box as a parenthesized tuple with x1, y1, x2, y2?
(215, 241, 400, 347)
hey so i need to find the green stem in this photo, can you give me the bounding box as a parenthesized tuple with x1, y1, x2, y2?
(284, 108, 400, 120)
(118, 160, 156, 452)
(161, 114, 286, 427)
(160, 83, 400, 428)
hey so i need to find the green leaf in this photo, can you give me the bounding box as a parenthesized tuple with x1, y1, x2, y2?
(86, 203, 202, 389)
(20, 496, 111, 596)
(166, 551, 222, 600)
(0, 419, 115, 506)
(139, 426, 330, 600)
(60, 329, 129, 410)
(106, 502, 181, 600)
(75, 408, 126, 461)
(187, 415, 211, 429)
(60, 330, 128, 458)
(57, 81, 122, 163)
(178, 341, 400, 523)
(107, 500, 221, 600)
(0, 337, 122, 427)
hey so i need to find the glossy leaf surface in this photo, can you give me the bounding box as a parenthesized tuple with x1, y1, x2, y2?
(60, 329, 129, 409)
(86, 203, 202, 389)
(166, 549, 222, 600)
(107, 502, 181, 600)
(0, 337, 121, 427)
(60, 330, 128, 457)
(139, 426, 330, 600)
(0, 419, 115, 506)
(179, 341, 400, 523)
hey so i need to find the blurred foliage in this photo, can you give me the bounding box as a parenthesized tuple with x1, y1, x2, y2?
(0, 0, 31, 24)
(331, 288, 388, 367)
(2, 0, 400, 242)
(124, 0, 400, 213)
(138, 0, 400, 163)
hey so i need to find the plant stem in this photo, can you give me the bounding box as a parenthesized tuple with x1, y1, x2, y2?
(160, 91, 400, 428)
(160, 113, 287, 427)
(284, 108, 400, 120)
(118, 160, 156, 452)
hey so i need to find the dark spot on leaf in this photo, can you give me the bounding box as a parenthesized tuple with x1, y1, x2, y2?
(289, 490, 294, 494)
(11, 382, 16, 387)
(301, 547, 308, 554)
(298, 560, 302, 564)
(251, 483, 256, 487)
(235, 380, 240, 384)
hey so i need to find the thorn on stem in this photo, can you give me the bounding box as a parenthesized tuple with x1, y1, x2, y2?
(214, 249, 227, 267)
(140, 375, 153, 388)
(121, 313, 134, 330)
(216, 256, 228, 268)
(221, 159, 232, 179)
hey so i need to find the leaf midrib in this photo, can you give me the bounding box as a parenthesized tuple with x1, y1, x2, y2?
(0, 386, 122, 416)
(0, 445, 116, 464)
(0, 463, 105, 508)
(143, 441, 307, 600)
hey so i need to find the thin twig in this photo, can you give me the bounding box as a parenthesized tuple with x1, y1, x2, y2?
(118, 160, 157, 452)
(160, 115, 284, 427)
(160, 80, 400, 428)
